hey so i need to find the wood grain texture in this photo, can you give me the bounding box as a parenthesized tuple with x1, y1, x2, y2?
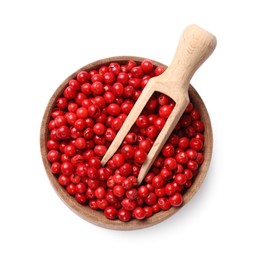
(102, 25, 216, 184)
(40, 56, 213, 230)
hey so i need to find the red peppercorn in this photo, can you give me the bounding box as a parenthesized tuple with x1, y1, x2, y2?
(131, 66, 144, 78)
(74, 137, 87, 149)
(154, 117, 166, 131)
(94, 145, 107, 157)
(178, 137, 190, 150)
(187, 160, 198, 170)
(165, 183, 176, 196)
(107, 103, 121, 116)
(175, 151, 188, 164)
(81, 99, 92, 109)
(109, 62, 121, 75)
(88, 104, 101, 118)
(88, 156, 101, 169)
(58, 174, 70, 186)
(81, 83, 92, 95)
(76, 107, 88, 119)
(93, 122, 106, 136)
(144, 206, 153, 218)
(121, 144, 135, 159)
(118, 208, 131, 222)
(104, 128, 116, 141)
(121, 198, 136, 211)
(51, 162, 61, 174)
(103, 71, 115, 85)
(56, 126, 70, 140)
(190, 137, 203, 151)
(66, 183, 76, 195)
(124, 85, 135, 98)
(119, 163, 132, 177)
(77, 71, 89, 84)
(133, 207, 146, 220)
(141, 59, 153, 73)
(175, 173, 188, 185)
(162, 144, 175, 157)
(61, 161, 74, 176)
(112, 153, 125, 167)
(158, 197, 171, 210)
(146, 125, 158, 139)
(138, 139, 151, 152)
(75, 182, 86, 194)
(111, 118, 123, 131)
(64, 86, 77, 100)
(113, 185, 125, 197)
(134, 149, 147, 164)
(152, 175, 165, 188)
(158, 94, 171, 105)
(159, 105, 174, 119)
(196, 153, 204, 165)
(145, 192, 157, 206)
(122, 178, 133, 190)
(112, 82, 124, 97)
(94, 186, 106, 199)
(154, 66, 165, 75)
(104, 206, 118, 220)
(47, 150, 60, 163)
(146, 97, 157, 111)
(74, 119, 86, 131)
(136, 115, 149, 129)
(125, 132, 137, 144)
(164, 157, 177, 170)
(169, 193, 183, 207)
(160, 168, 172, 180)
(138, 185, 149, 198)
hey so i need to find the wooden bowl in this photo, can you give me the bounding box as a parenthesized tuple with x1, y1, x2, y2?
(40, 56, 213, 230)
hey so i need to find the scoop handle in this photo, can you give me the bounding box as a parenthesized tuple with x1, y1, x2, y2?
(162, 24, 217, 89)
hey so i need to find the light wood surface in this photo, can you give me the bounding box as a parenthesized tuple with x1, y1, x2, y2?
(101, 25, 216, 184)
(40, 53, 214, 230)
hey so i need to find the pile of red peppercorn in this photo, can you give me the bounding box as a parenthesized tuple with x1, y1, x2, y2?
(46, 59, 205, 222)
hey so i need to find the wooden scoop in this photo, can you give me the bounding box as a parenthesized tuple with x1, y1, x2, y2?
(101, 24, 217, 184)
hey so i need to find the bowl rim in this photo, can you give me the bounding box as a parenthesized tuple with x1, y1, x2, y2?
(40, 56, 213, 230)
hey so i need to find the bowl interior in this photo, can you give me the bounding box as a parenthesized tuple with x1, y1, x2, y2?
(40, 56, 213, 230)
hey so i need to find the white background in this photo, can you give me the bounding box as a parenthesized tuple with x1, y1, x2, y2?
(1, 0, 254, 259)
